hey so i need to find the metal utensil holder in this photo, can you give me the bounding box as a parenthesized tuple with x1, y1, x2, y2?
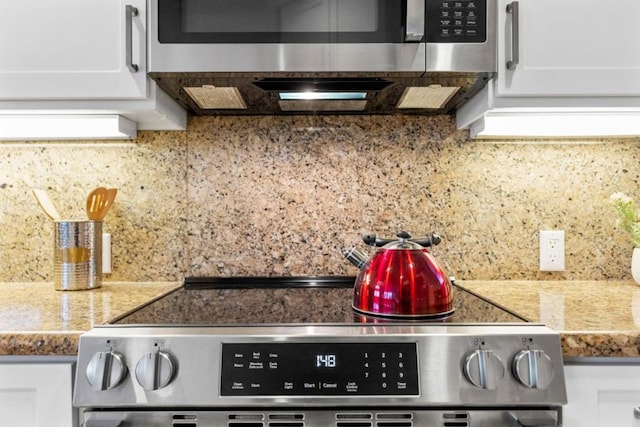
(54, 220, 102, 291)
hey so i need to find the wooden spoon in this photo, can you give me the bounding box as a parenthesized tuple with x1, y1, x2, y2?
(32, 189, 61, 220)
(86, 187, 108, 220)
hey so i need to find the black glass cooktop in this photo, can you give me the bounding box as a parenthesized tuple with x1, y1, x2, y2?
(111, 277, 529, 325)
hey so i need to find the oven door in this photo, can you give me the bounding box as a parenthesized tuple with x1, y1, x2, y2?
(148, 0, 427, 73)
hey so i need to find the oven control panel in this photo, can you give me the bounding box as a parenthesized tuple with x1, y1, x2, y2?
(220, 342, 418, 396)
(73, 324, 567, 409)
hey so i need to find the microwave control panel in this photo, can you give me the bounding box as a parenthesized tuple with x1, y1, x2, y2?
(426, 0, 487, 43)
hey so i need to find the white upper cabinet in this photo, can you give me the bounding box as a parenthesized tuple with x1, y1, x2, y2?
(496, 0, 640, 97)
(457, 0, 640, 137)
(0, 0, 147, 100)
(0, 0, 186, 133)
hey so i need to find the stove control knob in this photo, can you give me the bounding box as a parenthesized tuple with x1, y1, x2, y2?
(86, 351, 128, 391)
(135, 351, 176, 391)
(464, 350, 505, 389)
(512, 349, 554, 389)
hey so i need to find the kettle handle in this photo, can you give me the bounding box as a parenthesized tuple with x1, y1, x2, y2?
(363, 232, 442, 248)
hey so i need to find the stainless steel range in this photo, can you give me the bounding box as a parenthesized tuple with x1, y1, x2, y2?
(74, 277, 567, 427)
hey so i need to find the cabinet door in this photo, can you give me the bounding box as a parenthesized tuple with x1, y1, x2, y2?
(0, 362, 76, 427)
(0, 0, 146, 99)
(496, 0, 640, 97)
(564, 364, 640, 427)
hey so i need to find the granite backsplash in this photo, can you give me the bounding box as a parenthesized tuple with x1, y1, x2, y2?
(0, 115, 639, 282)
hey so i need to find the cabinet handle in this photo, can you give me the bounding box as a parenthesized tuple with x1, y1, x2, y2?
(506, 1, 520, 70)
(125, 5, 139, 73)
(634, 406, 640, 419)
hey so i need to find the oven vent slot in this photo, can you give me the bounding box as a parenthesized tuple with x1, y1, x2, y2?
(269, 414, 304, 420)
(337, 414, 373, 420)
(336, 413, 373, 427)
(442, 412, 470, 427)
(375, 413, 414, 427)
(229, 414, 266, 421)
(173, 413, 198, 427)
(228, 413, 266, 427)
(268, 413, 305, 427)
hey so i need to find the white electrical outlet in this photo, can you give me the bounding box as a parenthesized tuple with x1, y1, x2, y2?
(102, 233, 112, 274)
(540, 230, 565, 271)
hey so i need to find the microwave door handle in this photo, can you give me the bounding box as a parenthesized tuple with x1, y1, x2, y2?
(405, 0, 425, 41)
(125, 5, 139, 73)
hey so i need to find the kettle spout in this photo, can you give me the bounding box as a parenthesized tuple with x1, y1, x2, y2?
(342, 246, 368, 269)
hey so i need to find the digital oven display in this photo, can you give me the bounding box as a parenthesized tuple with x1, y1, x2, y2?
(220, 342, 419, 396)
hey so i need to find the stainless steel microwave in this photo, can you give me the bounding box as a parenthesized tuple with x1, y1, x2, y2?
(148, 0, 497, 74)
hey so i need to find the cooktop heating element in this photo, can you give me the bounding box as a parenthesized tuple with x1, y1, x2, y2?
(74, 277, 567, 427)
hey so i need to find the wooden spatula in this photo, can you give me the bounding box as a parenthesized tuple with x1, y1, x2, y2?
(86, 187, 108, 220)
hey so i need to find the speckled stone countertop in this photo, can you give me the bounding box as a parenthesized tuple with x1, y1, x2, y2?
(2, 280, 640, 358)
(461, 280, 640, 358)
(0, 282, 180, 356)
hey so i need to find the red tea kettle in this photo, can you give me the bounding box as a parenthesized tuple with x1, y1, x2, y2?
(343, 231, 453, 319)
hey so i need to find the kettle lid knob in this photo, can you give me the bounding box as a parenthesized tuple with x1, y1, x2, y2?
(396, 231, 411, 240)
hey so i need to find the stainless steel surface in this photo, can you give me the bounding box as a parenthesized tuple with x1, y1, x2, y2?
(149, 0, 496, 73)
(426, 0, 497, 72)
(405, 0, 426, 42)
(150, 41, 427, 74)
(53, 220, 102, 291)
(509, 411, 563, 427)
(74, 324, 566, 408)
(125, 5, 139, 73)
(82, 409, 561, 427)
(506, 1, 520, 71)
(342, 246, 368, 269)
(75, 277, 565, 427)
(148, 0, 427, 73)
(147, 0, 497, 115)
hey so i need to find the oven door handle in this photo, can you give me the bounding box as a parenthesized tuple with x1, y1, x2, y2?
(405, 0, 425, 41)
(508, 411, 560, 426)
(85, 420, 124, 427)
